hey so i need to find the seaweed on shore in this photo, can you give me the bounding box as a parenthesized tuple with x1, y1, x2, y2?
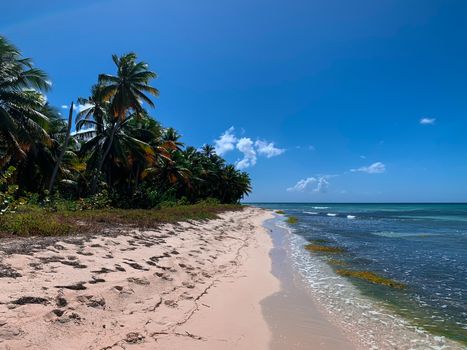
(336, 269, 406, 289)
(285, 216, 298, 224)
(275, 210, 285, 214)
(304, 243, 346, 253)
(309, 238, 333, 244)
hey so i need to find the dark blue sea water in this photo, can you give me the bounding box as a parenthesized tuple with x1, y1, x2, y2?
(253, 203, 467, 345)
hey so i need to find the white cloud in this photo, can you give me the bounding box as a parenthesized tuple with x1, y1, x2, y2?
(287, 176, 330, 193)
(315, 177, 329, 193)
(287, 177, 317, 192)
(351, 162, 386, 174)
(213, 127, 284, 168)
(420, 117, 436, 125)
(254, 140, 285, 158)
(214, 127, 237, 156)
(236, 137, 257, 169)
(61, 104, 81, 111)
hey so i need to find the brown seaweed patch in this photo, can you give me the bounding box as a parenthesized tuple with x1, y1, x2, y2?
(336, 269, 406, 289)
(304, 244, 346, 253)
(309, 238, 333, 244)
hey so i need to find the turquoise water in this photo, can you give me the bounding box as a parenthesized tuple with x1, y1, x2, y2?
(253, 203, 467, 345)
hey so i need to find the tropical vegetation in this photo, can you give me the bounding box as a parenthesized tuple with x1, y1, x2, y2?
(0, 35, 252, 216)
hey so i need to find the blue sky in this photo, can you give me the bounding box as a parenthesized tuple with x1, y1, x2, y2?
(3, 0, 467, 202)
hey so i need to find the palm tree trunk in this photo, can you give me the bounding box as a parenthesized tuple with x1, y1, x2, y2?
(91, 120, 119, 193)
(48, 102, 73, 194)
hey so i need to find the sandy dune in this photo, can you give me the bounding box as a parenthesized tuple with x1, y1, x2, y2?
(0, 207, 276, 349)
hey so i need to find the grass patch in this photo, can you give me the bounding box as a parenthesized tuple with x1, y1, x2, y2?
(336, 269, 406, 289)
(304, 243, 346, 253)
(0, 203, 243, 238)
(285, 216, 298, 224)
(275, 210, 285, 214)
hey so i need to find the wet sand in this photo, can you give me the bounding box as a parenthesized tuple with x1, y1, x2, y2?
(262, 218, 355, 350)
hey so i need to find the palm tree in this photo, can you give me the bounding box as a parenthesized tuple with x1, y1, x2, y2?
(82, 53, 159, 192)
(161, 127, 184, 151)
(99, 53, 159, 121)
(79, 110, 155, 193)
(0, 36, 51, 166)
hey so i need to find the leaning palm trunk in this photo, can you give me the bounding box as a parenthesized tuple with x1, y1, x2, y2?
(91, 120, 119, 193)
(48, 103, 74, 194)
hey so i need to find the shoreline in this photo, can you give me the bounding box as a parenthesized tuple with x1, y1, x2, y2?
(262, 217, 356, 349)
(268, 211, 465, 350)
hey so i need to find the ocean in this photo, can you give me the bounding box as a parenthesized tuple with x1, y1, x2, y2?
(254, 203, 467, 348)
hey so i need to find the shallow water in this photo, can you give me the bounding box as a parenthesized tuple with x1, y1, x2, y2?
(254, 203, 467, 348)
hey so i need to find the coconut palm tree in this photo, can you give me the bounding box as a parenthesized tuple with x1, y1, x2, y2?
(0, 35, 51, 166)
(99, 53, 159, 121)
(82, 53, 159, 192)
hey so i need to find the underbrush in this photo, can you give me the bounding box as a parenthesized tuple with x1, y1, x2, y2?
(0, 203, 243, 238)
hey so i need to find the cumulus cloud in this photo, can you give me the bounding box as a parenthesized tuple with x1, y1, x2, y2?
(212, 127, 285, 169)
(351, 162, 386, 174)
(61, 104, 82, 111)
(287, 177, 317, 192)
(214, 127, 237, 156)
(287, 176, 330, 193)
(254, 140, 285, 158)
(315, 177, 329, 193)
(420, 117, 436, 125)
(236, 137, 257, 169)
